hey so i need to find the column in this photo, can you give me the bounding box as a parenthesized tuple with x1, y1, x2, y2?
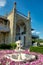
(13, 2, 17, 42)
(25, 12, 32, 47)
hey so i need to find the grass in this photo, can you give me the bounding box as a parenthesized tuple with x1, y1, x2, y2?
(30, 46, 43, 54)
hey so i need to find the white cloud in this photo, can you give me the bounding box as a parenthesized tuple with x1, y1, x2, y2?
(31, 30, 40, 35)
(36, 32, 40, 35)
(31, 30, 36, 33)
(0, 0, 6, 7)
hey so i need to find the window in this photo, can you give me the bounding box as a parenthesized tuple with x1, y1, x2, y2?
(19, 36, 21, 40)
(0, 21, 3, 24)
(4, 21, 7, 25)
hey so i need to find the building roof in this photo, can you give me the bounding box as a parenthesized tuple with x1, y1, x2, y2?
(32, 34, 39, 39)
(0, 16, 9, 21)
(31, 28, 34, 31)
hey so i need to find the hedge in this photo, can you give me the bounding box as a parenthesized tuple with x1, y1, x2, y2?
(30, 46, 43, 54)
(10, 43, 17, 49)
(39, 45, 43, 47)
(0, 43, 17, 49)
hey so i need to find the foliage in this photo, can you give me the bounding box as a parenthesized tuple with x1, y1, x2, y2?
(32, 39, 39, 42)
(39, 39, 43, 43)
(0, 43, 17, 49)
(0, 44, 11, 49)
(30, 46, 43, 54)
(39, 45, 43, 47)
(11, 42, 17, 49)
(32, 38, 43, 43)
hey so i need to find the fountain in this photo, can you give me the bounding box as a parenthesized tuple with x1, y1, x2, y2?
(4, 40, 37, 63)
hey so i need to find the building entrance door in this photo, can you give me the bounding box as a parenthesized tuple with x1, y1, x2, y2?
(0, 33, 2, 43)
(21, 35, 24, 46)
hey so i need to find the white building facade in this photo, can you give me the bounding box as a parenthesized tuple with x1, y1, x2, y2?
(0, 3, 32, 48)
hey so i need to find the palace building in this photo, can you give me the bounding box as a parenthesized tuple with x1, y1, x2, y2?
(0, 2, 32, 48)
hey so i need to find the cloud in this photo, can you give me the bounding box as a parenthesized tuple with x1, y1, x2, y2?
(36, 32, 40, 35)
(0, 0, 6, 7)
(31, 30, 36, 33)
(31, 30, 40, 35)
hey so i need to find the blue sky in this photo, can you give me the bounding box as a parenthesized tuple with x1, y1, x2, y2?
(0, 0, 43, 39)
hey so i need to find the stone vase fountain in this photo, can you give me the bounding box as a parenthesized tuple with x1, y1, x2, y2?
(4, 40, 38, 64)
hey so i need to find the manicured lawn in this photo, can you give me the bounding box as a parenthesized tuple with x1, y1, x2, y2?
(30, 46, 43, 54)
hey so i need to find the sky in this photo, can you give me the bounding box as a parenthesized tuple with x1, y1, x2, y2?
(0, 0, 43, 39)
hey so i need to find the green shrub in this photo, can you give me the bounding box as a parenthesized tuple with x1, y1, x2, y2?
(39, 45, 43, 47)
(11, 43, 17, 49)
(0, 43, 17, 49)
(30, 46, 43, 54)
(0, 44, 11, 49)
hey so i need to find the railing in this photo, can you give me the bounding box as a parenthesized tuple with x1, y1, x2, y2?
(0, 25, 10, 32)
(16, 10, 28, 19)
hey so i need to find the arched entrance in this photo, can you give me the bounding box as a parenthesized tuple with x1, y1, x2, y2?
(16, 20, 26, 47)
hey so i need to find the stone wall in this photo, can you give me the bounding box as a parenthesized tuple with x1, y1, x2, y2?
(7, 10, 14, 43)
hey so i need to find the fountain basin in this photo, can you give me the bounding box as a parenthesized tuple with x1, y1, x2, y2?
(4, 53, 37, 62)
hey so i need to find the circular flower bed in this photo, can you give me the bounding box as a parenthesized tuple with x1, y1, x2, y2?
(0, 50, 43, 65)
